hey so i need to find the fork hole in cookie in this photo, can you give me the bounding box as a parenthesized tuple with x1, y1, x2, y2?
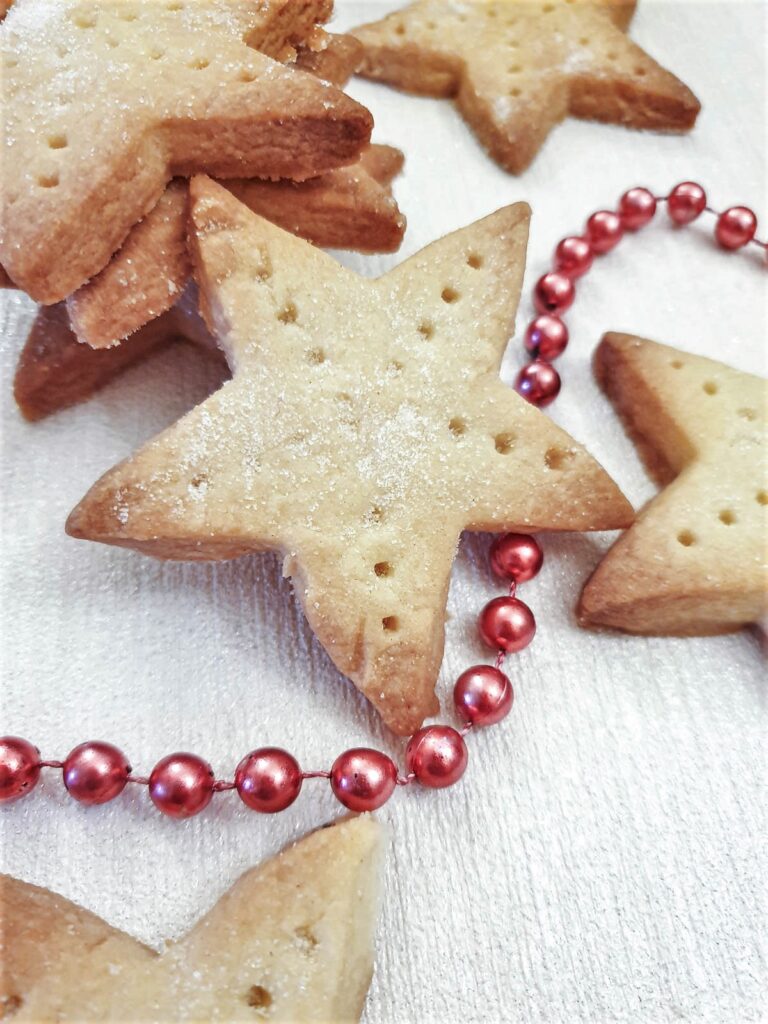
(387, 359, 404, 375)
(449, 417, 467, 437)
(494, 432, 515, 455)
(37, 173, 60, 189)
(757, 490, 768, 506)
(670, 359, 683, 369)
(239, 68, 257, 83)
(545, 446, 574, 470)
(306, 348, 326, 365)
(245, 986, 272, 1011)
(119, 10, 137, 21)
(418, 321, 435, 340)
(374, 562, 393, 578)
(382, 616, 399, 632)
(738, 407, 756, 421)
(150, 48, 165, 60)
(509, 64, 522, 74)
(579, 36, 591, 46)
(278, 302, 298, 324)
(702, 381, 718, 395)
(466, 253, 484, 269)
(441, 286, 460, 304)
(395, 22, 406, 35)
(635, 66, 648, 77)
(718, 509, 736, 525)
(189, 57, 210, 70)
(47, 134, 68, 150)
(677, 530, 696, 547)
(368, 506, 385, 525)
(72, 12, 96, 28)
(510, 87, 522, 98)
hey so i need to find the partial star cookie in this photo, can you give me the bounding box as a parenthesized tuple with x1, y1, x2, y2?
(67, 179, 633, 735)
(67, 145, 406, 349)
(0, 0, 372, 303)
(579, 333, 768, 635)
(0, 816, 382, 1022)
(351, 0, 700, 173)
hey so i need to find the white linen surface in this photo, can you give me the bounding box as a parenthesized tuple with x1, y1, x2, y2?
(0, 2, 765, 1021)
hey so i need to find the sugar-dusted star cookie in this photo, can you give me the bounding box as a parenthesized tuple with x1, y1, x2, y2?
(0, 0, 373, 303)
(579, 333, 768, 635)
(351, 0, 700, 174)
(67, 179, 633, 734)
(67, 145, 406, 349)
(0, 816, 382, 1022)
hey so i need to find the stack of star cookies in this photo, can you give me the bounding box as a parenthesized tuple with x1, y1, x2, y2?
(1, 0, 407, 416)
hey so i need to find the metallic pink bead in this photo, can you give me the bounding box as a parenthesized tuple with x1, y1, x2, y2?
(618, 187, 657, 230)
(667, 181, 706, 225)
(533, 271, 575, 315)
(554, 236, 593, 278)
(515, 360, 561, 407)
(330, 748, 397, 812)
(479, 596, 536, 653)
(63, 741, 130, 806)
(0, 736, 41, 804)
(454, 666, 514, 727)
(235, 747, 302, 813)
(524, 315, 569, 360)
(489, 533, 543, 583)
(585, 211, 624, 253)
(149, 752, 214, 819)
(406, 726, 468, 789)
(715, 207, 757, 250)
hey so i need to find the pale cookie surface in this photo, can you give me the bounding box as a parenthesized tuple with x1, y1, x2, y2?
(0, 815, 382, 1022)
(579, 333, 768, 635)
(67, 179, 633, 734)
(67, 146, 406, 349)
(0, 0, 372, 303)
(351, 0, 700, 173)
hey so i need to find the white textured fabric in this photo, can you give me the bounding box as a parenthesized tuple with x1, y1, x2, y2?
(0, 2, 765, 1021)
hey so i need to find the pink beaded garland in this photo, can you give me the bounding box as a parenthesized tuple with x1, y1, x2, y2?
(63, 741, 131, 806)
(489, 533, 543, 583)
(585, 210, 624, 253)
(406, 726, 468, 789)
(7, 183, 763, 824)
(0, 736, 41, 804)
(533, 271, 575, 315)
(330, 748, 397, 811)
(554, 236, 593, 278)
(149, 752, 214, 819)
(454, 666, 513, 727)
(524, 315, 569, 360)
(479, 596, 536, 653)
(667, 181, 706, 224)
(235, 747, 302, 813)
(715, 206, 757, 250)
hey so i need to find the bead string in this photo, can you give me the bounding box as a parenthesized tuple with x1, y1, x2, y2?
(0, 535, 542, 819)
(3, 183, 761, 822)
(514, 182, 766, 407)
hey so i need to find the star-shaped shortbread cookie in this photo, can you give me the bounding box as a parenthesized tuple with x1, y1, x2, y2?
(0, 0, 372, 302)
(0, 816, 382, 1022)
(351, 0, 700, 173)
(67, 178, 633, 734)
(579, 333, 767, 635)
